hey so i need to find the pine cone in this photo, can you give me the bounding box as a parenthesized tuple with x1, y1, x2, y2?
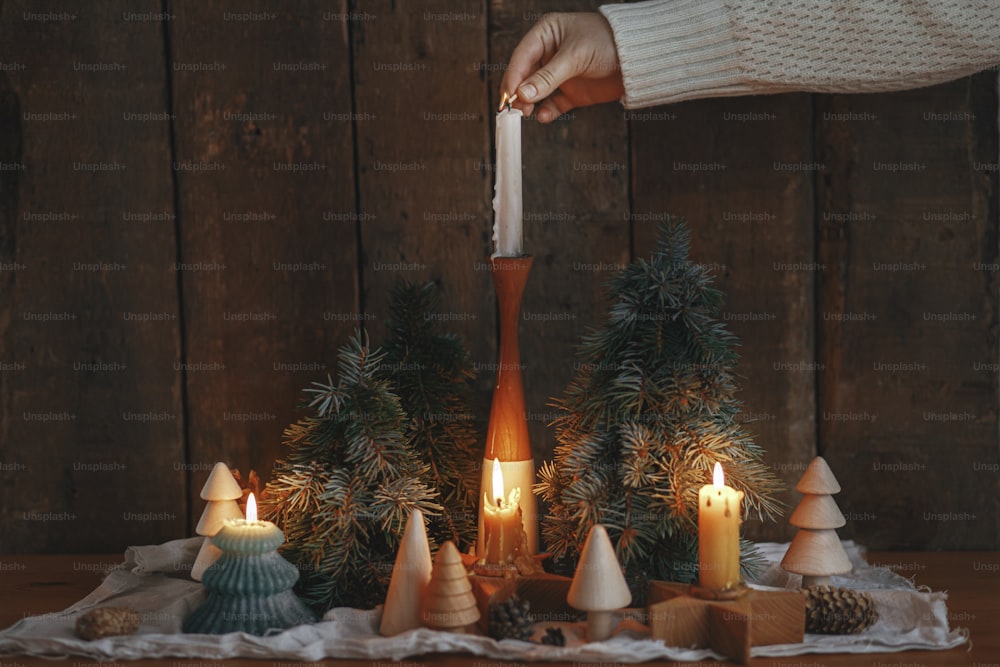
(802, 586, 878, 634)
(541, 627, 566, 646)
(487, 594, 533, 641)
(75, 606, 141, 640)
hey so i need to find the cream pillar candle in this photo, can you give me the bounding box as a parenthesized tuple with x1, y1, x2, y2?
(698, 463, 744, 590)
(481, 458, 525, 564)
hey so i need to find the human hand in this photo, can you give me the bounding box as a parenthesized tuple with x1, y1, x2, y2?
(501, 12, 624, 123)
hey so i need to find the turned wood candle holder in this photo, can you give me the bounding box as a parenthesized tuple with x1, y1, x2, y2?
(477, 255, 538, 558)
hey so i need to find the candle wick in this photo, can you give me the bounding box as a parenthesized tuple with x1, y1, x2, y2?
(496, 497, 503, 508)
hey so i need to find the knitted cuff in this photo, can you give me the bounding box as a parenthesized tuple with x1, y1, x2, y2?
(599, 0, 751, 108)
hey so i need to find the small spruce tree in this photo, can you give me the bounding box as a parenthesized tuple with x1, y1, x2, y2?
(383, 282, 481, 551)
(262, 333, 440, 611)
(261, 282, 481, 612)
(537, 221, 782, 600)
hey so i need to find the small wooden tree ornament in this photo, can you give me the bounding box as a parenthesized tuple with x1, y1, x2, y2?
(567, 524, 631, 642)
(380, 509, 433, 636)
(781, 456, 852, 587)
(422, 541, 480, 633)
(191, 462, 244, 581)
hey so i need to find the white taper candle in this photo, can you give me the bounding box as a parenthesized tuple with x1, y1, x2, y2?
(492, 99, 523, 258)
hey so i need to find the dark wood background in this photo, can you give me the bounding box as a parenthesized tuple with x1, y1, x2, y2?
(0, 0, 996, 553)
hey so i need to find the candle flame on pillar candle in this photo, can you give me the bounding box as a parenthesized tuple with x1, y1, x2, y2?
(698, 463, 744, 591)
(482, 459, 524, 564)
(217, 491, 282, 547)
(492, 92, 523, 259)
(246, 492, 257, 522)
(492, 458, 504, 504)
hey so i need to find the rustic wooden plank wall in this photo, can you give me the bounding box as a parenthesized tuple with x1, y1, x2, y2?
(631, 93, 818, 543)
(816, 74, 1000, 549)
(0, 0, 186, 551)
(0, 1, 996, 553)
(351, 0, 494, 401)
(167, 0, 360, 527)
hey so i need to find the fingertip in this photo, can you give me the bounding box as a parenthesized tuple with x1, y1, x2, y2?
(517, 82, 538, 103)
(499, 73, 519, 105)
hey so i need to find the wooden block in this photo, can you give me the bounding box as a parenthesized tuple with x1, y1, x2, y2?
(708, 598, 752, 664)
(746, 589, 805, 646)
(469, 575, 517, 634)
(471, 571, 577, 631)
(648, 595, 711, 649)
(648, 581, 690, 605)
(516, 572, 575, 622)
(647, 581, 807, 663)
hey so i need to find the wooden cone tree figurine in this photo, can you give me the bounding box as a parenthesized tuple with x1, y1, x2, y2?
(567, 524, 631, 642)
(191, 462, 244, 581)
(781, 457, 852, 587)
(380, 509, 433, 636)
(422, 541, 480, 633)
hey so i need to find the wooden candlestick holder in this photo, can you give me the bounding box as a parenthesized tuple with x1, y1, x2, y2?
(647, 581, 805, 664)
(477, 255, 538, 558)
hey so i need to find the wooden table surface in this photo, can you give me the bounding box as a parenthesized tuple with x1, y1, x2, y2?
(0, 552, 997, 666)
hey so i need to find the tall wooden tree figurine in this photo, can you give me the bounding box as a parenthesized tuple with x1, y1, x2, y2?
(781, 457, 852, 587)
(380, 509, 433, 636)
(191, 463, 245, 581)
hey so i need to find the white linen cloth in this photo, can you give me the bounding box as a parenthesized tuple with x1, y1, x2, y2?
(0, 538, 967, 662)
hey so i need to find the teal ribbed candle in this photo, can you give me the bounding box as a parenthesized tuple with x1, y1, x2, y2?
(183, 495, 315, 635)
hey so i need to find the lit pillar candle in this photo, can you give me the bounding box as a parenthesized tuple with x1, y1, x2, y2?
(492, 92, 523, 258)
(216, 492, 282, 546)
(184, 492, 316, 634)
(482, 459, 525, 564)
(698, 463, 744, 590)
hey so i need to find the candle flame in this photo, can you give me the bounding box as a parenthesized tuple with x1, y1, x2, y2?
(713, 462, 725, 489)
(497, 92, 518, 112)
(246, 492, 257, 522)
(492, 458, 504, 504)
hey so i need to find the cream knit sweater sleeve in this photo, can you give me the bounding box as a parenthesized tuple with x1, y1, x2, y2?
(598, 0, 1000, 108)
